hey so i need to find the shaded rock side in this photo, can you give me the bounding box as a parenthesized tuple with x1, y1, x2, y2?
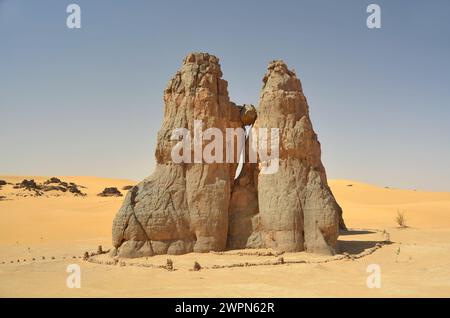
(111, 53, 243, 257)
(250, 60, 341, 255)
(227, 158, 262, 249)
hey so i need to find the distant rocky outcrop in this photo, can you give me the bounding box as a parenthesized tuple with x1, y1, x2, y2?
(111, 53, 344, 258)
(13, 179, 43, 196)
(98, 187, 122, 197)
(44, 177, 62, 185)
(13, 178, 86, 197)
(15, 179, 39, 190)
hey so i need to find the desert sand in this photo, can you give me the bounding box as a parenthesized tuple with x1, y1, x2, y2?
(1, 175, 449, 297)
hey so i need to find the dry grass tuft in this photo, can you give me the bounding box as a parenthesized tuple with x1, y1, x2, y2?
(395, 210, 408, 228)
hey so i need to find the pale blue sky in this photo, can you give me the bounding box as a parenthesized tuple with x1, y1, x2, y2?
(1, 0, 449, 191)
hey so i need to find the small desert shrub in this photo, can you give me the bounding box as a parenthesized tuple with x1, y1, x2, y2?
(166, 259, 173, 271)
(395, 210, 407, 228)
(193, 261, 201, 271)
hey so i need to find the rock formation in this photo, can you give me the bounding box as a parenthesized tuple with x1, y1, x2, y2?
(98, 187, 123, 197)
(227, 160, 260, 250)
(228, 60, 343, 255)
(111, 53, 344, 257)
(111, 53, 247, 257)
(12, 178, 86, 197)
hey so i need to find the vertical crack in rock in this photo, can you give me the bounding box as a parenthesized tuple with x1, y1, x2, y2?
(129, 186, 154, 254)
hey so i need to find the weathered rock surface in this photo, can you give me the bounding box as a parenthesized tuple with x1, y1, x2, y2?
(111, 53, 244, 257)
(237, 60, 342, 255)
(15, 179, 39, 190)
(227, 160, 261, 249)
(239, 104, 257, 126)
(112, 54, 344, 257)
(98, 187, 122, 197)
(44, 177, 62, 185)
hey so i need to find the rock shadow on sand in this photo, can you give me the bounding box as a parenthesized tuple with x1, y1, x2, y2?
(338, 240, 390, 255)
(339, 229, 376, 236)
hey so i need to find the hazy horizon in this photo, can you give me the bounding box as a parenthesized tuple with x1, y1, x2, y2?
(1, 0, 450, 191)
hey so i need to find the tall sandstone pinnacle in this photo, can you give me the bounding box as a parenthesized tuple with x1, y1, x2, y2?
(111, 53, 244, 257)
(112, 53, 345, 257)
(250, 60, 343, 255)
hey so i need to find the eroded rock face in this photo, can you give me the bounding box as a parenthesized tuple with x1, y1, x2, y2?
(227, 159, 261, 250)
(98, 187, 123, 197)
(111, 53, 244, 257)
(246, 60, 341, 255)
(112, 54, 344, 257)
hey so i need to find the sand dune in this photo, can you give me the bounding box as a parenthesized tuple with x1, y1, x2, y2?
(1, 176, 449, 297)
(332, 179, 450, 229)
